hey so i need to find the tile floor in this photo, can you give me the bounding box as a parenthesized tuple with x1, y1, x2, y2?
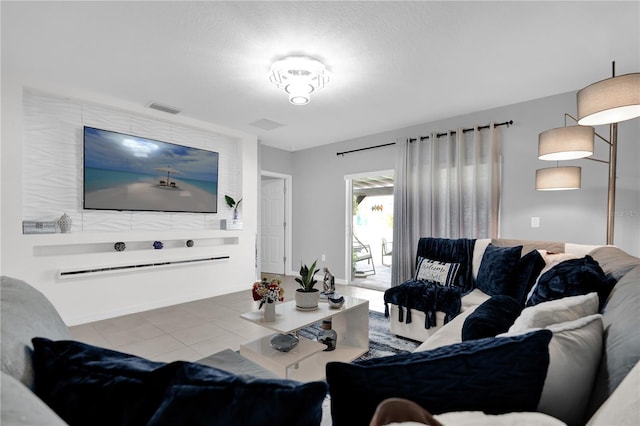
(69, 275, 386, 364)
(352, 263, 392, 291)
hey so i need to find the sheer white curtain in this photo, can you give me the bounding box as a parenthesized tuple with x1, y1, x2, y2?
(391, 123, 501, 286)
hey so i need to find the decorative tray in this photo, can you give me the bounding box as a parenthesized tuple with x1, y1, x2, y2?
(270, 333, 299, 352)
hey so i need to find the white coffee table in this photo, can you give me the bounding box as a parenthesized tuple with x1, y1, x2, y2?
(239, 296, 369, 381)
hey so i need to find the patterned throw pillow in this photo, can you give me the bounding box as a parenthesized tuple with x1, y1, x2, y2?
(415, 257, 460, 286)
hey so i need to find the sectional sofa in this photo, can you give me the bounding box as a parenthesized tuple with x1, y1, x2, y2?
(1, 237, 638, 425)
(382, 238, 640, 426)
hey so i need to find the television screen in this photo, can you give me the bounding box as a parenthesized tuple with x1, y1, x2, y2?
(83, 126, 219, 213)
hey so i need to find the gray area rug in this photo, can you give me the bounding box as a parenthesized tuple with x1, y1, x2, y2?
(298, 310, 420, 361)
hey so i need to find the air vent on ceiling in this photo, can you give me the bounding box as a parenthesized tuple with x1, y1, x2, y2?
(146, 101, 182, 115)
(249, 118, 285, 131)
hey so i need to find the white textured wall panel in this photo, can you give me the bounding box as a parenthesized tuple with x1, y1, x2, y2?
(22, 91, 239, 231)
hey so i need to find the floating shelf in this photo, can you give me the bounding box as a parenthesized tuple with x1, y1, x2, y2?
(28, 230, 240, 257)
(58, 255, 230, 279)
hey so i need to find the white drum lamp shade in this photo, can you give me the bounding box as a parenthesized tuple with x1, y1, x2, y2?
(536, 166, 581, 191)
(577, 73, 640, 125)
(538, 126, 594, 161)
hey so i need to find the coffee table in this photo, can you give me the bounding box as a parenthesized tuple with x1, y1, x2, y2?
(239, 296, 369, 381)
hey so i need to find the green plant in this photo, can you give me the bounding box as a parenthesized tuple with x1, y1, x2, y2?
(225, 195, 242, 210)
(295, 260, 320, 292)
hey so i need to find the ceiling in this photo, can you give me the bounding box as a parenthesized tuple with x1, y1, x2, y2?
(2, 1, 638, 152)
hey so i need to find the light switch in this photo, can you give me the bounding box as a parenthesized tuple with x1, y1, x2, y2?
(531, 217, 540, 228)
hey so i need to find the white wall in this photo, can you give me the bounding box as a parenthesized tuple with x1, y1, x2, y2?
(261, 91, 640, 281)
(1, 71, 259, 325)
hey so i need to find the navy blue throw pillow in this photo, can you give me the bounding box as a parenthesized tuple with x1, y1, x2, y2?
(462, 295, 523, 341)
(526, 255, 616, 310)
(148, 361, 328, 426)
(326, 330, 552, 426)
(509, 249, 546, 304)
(476, 244, 523, 296)
(31, 337, 171, 426)
(32, 338, 329, 426)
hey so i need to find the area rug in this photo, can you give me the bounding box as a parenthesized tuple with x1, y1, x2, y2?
(297, 309, 420, 361)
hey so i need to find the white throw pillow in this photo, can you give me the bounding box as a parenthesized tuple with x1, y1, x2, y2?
(435, 411, 566, 425)
(500, 314, 604, 426)
(565, 243, 605, 257)
(415, 257, 460, 286)
(509, 292, 599, 332)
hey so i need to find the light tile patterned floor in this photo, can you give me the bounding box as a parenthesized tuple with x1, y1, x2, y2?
(69, 275, 385, 363)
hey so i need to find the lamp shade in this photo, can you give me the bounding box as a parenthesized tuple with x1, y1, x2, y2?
(577, 73, 640, 125)
(538, 126, 594, 161)
(536, 166, 581, 191)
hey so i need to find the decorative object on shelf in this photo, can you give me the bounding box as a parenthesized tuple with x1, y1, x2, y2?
(295, 260, 321, 310)
(114, 242, 126, 252)
(269, 333, 299, 352)
(220, 219, 243, 230)
(153, 241, 164, 249)
(22, 220, 56, 234)
(328, 294, 345, 309)
(57, 213, 72, 233)
(186, 239, 194, 247)
(252, 277, 284, 320)
(317, 319, 337, 351)
(224, 195, 243, 221)
(322, 267, 336, 296)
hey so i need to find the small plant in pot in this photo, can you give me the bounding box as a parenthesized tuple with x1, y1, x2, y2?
(225, 195, 242, 220)
(295, 260, 321, 310)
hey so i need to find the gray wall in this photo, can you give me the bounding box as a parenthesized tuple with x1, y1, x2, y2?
(262, 91, 640, 281)
(261, 144, 294, 175)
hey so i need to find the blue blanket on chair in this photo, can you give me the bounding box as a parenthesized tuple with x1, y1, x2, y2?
(384, 237, 476, 329)
(384, 280, 463, 328)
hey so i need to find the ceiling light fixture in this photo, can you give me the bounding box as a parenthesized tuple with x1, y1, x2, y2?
(269, 56, 329, 105)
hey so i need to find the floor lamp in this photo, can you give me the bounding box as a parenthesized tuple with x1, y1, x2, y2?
(535, 62, 640, 245)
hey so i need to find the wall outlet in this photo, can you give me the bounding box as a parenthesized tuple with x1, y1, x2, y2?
(531, 217, 540, 228)
(321, 254, 326, 262)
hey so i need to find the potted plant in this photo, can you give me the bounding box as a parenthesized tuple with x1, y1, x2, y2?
(295, 260, 321, 310)
(225, 195, 242, 221)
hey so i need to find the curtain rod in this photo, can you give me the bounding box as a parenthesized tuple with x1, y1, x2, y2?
(336, 119, 513, 156)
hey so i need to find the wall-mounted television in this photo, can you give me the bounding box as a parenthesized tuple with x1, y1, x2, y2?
(83, 126, 219, 213)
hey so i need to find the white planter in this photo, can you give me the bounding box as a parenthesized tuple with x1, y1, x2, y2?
(295, 289, 320, 309)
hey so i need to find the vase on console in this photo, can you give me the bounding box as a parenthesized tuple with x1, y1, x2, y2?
(252, 278, 284, 323)
(264, 300, 276, 322)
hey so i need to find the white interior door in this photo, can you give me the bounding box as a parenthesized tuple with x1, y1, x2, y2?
(261, 177, 286, 274)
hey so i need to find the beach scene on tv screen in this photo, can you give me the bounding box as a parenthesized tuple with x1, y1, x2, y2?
(83, 127, 219, 213)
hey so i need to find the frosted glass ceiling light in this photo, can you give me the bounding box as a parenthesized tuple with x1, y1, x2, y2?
(269, 56, 329, 105)
(538, 125, 594, 161)
(535, 166, 581, 191)
(577, 65, 640, 125)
